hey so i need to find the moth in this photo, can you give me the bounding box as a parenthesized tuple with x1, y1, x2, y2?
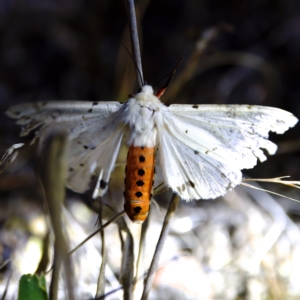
(2, 85, 298, 223)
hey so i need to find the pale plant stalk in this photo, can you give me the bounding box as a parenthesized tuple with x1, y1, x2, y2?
(39, 131, 75, 300)
(141, 194, 180, 300)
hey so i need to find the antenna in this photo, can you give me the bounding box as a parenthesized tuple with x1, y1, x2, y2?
(153, 72, 173, 89)
(121, 42, 145, 87)
(156, 58, 182, 98)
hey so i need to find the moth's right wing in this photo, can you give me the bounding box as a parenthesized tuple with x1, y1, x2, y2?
(6, 101, 126, 195)
(157, 104, 297, 201)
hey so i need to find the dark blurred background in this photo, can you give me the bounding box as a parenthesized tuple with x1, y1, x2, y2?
(1, 0, 300, 175)
(1, 0, 300, 298)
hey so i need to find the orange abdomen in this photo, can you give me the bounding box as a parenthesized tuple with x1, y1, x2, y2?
(124, 146, 155, 223)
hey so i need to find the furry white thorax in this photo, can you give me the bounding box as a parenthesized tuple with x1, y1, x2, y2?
(122, 85, 165, 148)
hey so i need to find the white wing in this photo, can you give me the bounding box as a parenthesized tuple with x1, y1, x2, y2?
(6, 101, 122, 137)
(67, 124, 125, 195)
(158, 104, 298, 200)
(6, 101, 125, 194)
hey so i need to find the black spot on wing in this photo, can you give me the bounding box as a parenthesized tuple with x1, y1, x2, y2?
(100, 180, 108, 189)
(187, 180, 195, 188)
(192, 105, 199, 109)
(139, 155, 145, 162)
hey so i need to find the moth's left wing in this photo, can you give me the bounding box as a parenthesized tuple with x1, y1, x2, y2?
(5, 101, 125, 195)
(6, 101, 122, 139)
(158, 104, 297, 200)
(67, 124, 125, 195)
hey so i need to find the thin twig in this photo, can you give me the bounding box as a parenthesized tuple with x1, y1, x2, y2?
(120, 226, 134, 300)
(1, 271, 12, 300)
(141, 194, 180, 300)
(125, 0, 144, 87)
(96, 201, 107, 297)
(68, 210, 125, 256)
(134, 208, 150, 290)
(35, 231, 50, 274)
(0, 259, 11, 270)
(90, 286, 123, 300)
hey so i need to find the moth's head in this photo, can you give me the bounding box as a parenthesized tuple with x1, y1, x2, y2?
(134, 85, 161, 103)
(138, 85, 154, 95)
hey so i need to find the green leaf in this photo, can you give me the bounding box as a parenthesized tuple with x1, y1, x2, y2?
(18, 274, 48, 300)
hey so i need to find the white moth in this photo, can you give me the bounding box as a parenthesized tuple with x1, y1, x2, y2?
(2, 85, 298, 217)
